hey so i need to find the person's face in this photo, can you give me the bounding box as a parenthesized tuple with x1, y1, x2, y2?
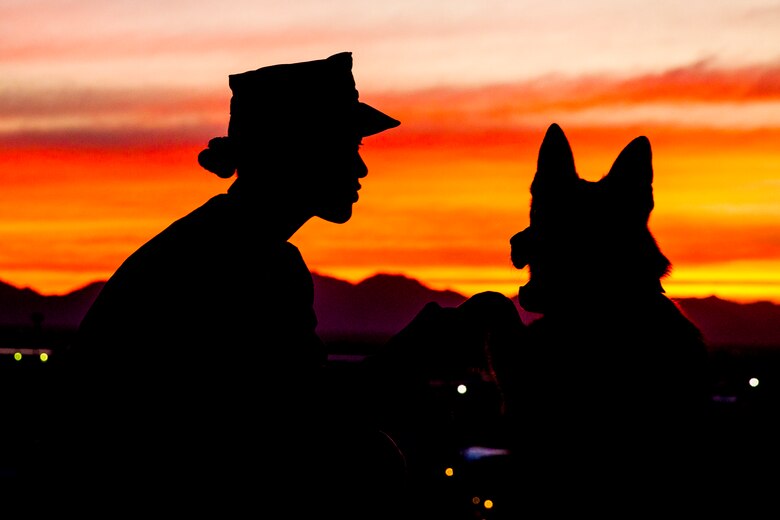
(305, 133, 368, 224)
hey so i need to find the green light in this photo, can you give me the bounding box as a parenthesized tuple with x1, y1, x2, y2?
(14, 352, 22, 361)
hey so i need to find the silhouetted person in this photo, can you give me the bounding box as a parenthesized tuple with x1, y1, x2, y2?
(505, 123, 711, 509)
(55, 52, 405, 516)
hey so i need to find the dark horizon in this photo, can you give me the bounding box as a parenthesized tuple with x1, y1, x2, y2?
(1, 271, 779, 350)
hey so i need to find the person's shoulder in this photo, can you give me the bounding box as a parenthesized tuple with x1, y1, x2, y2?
(169, 193, 232, 227)
(136, 194, 232, 246)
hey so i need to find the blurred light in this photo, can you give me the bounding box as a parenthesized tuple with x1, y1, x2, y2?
(444, 467, 454, 477)
(462, 446, 511, 461)
(472, 496, 481, 505)
(14, 352, 22, 361)
(484, 499, 494, 510)
(40, 352, 49, 362)
(457, 384, 467, 394)
(749, 377, 759, 388)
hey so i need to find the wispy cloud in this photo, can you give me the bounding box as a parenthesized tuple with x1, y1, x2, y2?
(380, 60, 780, 120)
(3, 60, 780, 150)
(0, 86, 223, 118)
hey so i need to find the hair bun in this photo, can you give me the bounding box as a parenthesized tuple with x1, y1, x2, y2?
(198, 136, 237, 178)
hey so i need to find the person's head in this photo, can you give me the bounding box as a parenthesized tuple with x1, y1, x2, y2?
(198, 52, 400, 224)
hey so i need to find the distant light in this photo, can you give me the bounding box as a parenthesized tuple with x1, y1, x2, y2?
(444, 467, 454, 477)
(749, 377, 759, 388)
(472, 496, 481, 505)
(484, 499, 494, 510)
(14, 352, 22, 361)
(457, 384, 467, 394)
(39, 352, 49, 362)
(462, 446, 511, 461)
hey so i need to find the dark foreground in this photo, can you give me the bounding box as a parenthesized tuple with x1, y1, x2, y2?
(2, 337, 780, 516)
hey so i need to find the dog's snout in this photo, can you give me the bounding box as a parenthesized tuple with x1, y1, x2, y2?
(510, 228, 532, 269)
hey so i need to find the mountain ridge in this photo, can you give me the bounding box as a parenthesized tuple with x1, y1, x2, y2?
(0, 274, 778, 348)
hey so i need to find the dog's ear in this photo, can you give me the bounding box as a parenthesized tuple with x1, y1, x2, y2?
(532, 123, 578, 195)
(603, 135, 654, 215)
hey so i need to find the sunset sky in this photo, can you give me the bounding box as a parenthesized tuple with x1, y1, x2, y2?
(1, 0, 779, 304)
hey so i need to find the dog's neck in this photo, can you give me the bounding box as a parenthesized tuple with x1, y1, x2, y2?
(548, 277, 668, 318)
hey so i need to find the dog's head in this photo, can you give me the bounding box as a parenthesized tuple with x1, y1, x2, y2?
(510, 123, 671, 314)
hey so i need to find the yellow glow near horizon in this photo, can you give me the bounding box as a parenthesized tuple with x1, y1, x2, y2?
(2, 136, 777, 304)
(662, 261, 780, 303)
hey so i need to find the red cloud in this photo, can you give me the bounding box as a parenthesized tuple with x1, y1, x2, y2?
(370, 60, 780, 121)
(3, 60, 780, 152)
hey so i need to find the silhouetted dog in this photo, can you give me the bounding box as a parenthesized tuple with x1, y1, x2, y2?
(506, 123, 711, 502)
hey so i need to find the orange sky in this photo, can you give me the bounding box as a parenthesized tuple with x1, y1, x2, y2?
(1, 1, 779, 304)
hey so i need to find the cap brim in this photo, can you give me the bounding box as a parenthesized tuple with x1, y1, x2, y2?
(357, 102, 400, 137)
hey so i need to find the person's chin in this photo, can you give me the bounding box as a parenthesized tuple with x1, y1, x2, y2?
(320, 207, 353, 224)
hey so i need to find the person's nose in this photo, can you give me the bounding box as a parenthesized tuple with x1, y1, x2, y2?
(355, 153, 368, 178)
